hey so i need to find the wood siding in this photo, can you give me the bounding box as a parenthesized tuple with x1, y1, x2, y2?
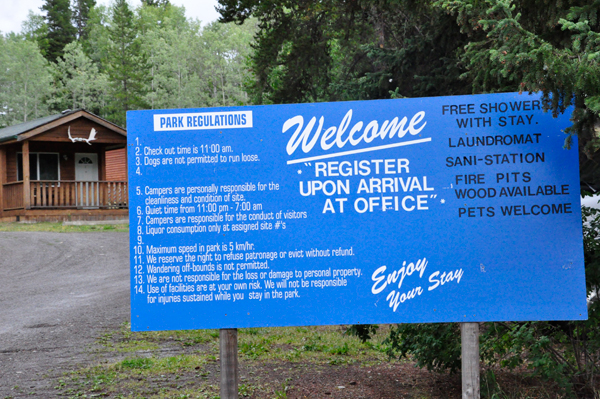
(5, 144, 18, 183)
(106, 148, 127, 181)
(29, 118, 126, 144)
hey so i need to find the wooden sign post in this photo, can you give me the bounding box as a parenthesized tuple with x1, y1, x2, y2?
(220, 328, 238, 399)
(461, 323, 480, 399)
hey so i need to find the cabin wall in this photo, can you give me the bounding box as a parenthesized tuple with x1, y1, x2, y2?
(4, 142, 102, 182)
(4, 144, 127, 182)
(106, 148, 127, 181)
(5, 144, 18, 183)
(5, 141, 127, 183)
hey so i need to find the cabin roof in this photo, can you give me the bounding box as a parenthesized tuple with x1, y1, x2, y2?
(0, 109, 126, 143)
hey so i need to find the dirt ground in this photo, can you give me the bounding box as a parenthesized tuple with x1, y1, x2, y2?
(0, 231, 129, 398)
(0, 231, 549, 399)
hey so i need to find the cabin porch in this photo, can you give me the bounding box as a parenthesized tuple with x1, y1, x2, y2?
(0, 109, 129, 222)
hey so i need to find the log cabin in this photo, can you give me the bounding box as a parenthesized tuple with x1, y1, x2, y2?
(0, 109, 128, 222)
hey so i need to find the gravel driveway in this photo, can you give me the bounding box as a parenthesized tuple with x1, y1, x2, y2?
(0, 232, 129, 398)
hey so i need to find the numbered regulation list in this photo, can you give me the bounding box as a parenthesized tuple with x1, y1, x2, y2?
(129, 137, 364, 309)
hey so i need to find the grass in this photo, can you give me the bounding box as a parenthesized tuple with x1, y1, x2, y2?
(95, 322, 388, 365)
(53, 321, 563, 399)
(0, 221, 129, 233)
(57, 322, 392, 399)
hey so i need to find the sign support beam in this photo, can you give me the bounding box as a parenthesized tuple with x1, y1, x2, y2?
(220, 328, 238, 399)
(461, 322, 480, 399)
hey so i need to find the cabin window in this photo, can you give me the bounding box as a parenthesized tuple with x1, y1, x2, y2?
(17, 153, 60, 181)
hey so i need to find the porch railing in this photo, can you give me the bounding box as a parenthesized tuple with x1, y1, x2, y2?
(30, 181, 128, 209)
(2, 180, 128, 210)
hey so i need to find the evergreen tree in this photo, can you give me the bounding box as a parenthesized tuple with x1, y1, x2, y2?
(217, 0, 600, 190)
(52, 42, 109, 114)
(141, 0, 170, 7)
(218, 2, 600, 395)
(40, 0, 77, 62)
(105, 0, 148, 126)
(217, 0, 470, 105)
(73, 0, 96, 41)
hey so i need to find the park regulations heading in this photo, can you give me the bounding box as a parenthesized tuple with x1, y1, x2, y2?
(127, 92, 587, 332)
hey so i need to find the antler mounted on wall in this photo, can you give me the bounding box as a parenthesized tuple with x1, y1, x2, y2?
(68, 126, 97, 146)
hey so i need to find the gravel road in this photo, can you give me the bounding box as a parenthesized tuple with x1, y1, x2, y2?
(0, 232, 129, 398)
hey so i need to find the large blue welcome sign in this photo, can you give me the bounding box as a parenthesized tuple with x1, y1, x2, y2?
(127, 92, 587, 331)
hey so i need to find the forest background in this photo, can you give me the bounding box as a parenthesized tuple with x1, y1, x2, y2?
(0, 0, 255, 128)
(4, 0, 600, 397)
(4, 0, 600, 190)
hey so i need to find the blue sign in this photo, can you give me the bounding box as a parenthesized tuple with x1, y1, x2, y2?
(127, 92, 587, 332)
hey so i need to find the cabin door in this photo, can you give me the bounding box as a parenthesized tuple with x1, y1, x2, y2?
(75, 153, 99, 207)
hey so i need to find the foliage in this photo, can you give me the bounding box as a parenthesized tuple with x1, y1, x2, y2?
(477, 313, 600, 396)
(0, 0, 257, 129)
(21, 11, 48, 48)
(136, 1, 189, 35)
(385, 323, 463, 374)
(215, 4, 600, 393)
(142, 0, 171, 6)
(0, 35, 52, 127)
(103, 0, 148, 126)
(40, 0, 77, 62)
(217, 0, 473, 104)
(51, 42, 109, 113)
(217, 0, 600, 191)
(199, 19, 257, 106)
(478, 322, 573, 396)
(583, 205, 600, 297)
(72, 0, 96, 41)
(346, 324, 379, 343)
(142, 24, 207, 110)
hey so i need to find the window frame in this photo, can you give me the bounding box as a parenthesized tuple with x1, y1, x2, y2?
(17, 152, 61, 182)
